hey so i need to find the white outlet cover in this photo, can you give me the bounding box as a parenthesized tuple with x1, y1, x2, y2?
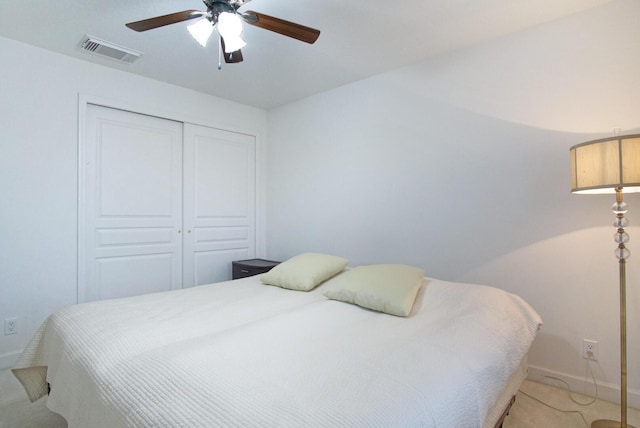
(583, 339, 598, 361)
(4, 318, 17, 335)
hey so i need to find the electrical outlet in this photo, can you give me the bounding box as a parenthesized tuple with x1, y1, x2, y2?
(583, 339, 598, 361)
(4, 318, 17, 335)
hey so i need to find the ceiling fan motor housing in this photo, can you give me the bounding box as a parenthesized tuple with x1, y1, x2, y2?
(204, 1, 237, 25)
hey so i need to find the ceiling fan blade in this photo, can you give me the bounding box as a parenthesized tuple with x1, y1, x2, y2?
(220, 38, 244, 63)
(224, 50, 244, 63)
(126, 10, 205, 32)
(242, 11, 320, 44)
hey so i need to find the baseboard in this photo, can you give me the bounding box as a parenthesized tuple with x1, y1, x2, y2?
(0, 350, 21, 370)
(528, 364, 640, 410)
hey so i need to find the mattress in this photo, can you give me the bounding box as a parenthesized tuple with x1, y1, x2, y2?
(13, 274, 542, 428)
(484, 355, 528, 428)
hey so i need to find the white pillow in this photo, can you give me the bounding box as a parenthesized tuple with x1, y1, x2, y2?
(323, 264, 425, 317)
(260, 253, 349, 291)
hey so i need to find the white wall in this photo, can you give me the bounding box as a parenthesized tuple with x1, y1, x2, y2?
(0, 36, 267, 367)
(267, 0, 640, 406)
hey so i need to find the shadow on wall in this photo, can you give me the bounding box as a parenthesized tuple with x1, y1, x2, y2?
(456, 227, 640, 404)
(526, 332, 602, 395)
(268, 87, 639, 281)
(527, 332, 594, 376)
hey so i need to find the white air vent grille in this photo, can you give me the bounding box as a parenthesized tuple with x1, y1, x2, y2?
(79, 35, 142, 64)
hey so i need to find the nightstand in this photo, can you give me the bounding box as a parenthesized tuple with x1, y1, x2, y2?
(232, 258, 280, 279)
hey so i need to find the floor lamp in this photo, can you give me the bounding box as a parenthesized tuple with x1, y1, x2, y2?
(570, 134, 640, 428)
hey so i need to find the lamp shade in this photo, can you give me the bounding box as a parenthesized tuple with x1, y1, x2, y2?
(188, 18, 213, 47)
(217, 12, 246, 53)
(570, 134, 640, 194)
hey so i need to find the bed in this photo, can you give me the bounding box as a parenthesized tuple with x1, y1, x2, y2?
(12, 255, 541, 428)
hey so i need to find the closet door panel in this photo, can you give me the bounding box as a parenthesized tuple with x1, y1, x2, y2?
(96, 253, 174, 300)
(82, 104, 183, 302)
(183, 124, 256, 287)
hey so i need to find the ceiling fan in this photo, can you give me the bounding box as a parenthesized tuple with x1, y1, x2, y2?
(126, 0, 320, 65)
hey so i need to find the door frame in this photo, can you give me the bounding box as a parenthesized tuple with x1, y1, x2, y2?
(77, 94, 265, 303)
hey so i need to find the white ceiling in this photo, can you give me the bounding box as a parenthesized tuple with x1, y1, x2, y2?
(0, 0, 613, 109)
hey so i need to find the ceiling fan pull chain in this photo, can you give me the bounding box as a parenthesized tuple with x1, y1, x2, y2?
(217, 33, 223, 70)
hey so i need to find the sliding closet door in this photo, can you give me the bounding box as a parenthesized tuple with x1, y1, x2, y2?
(82, 104, 183, 302)
(183, 124, 256, 287)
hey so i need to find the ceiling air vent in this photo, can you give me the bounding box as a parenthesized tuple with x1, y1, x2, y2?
(79, 35, 142, 64)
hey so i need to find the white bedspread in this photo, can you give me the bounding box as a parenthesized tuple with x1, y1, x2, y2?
(13, 276, 541, 428)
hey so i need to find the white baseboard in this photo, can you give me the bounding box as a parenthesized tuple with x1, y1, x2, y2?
(528, 364, 640, 410)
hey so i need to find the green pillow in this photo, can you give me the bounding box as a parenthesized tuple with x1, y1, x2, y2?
(260, 253, 349, 291)
(323, 264, 425, 316)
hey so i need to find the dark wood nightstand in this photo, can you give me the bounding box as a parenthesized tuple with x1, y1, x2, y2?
(232, 258, 280, 279)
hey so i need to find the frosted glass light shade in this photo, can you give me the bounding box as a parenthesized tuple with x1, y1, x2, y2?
(570, 135, 640, 194)
(188, 18, 213, 47)
(217, 12, 246, 53)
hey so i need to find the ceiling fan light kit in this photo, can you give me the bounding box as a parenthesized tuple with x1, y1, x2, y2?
(217, 12, 246, 53)
(125, 0, 320, 66)
(187, 18, 214, 47)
